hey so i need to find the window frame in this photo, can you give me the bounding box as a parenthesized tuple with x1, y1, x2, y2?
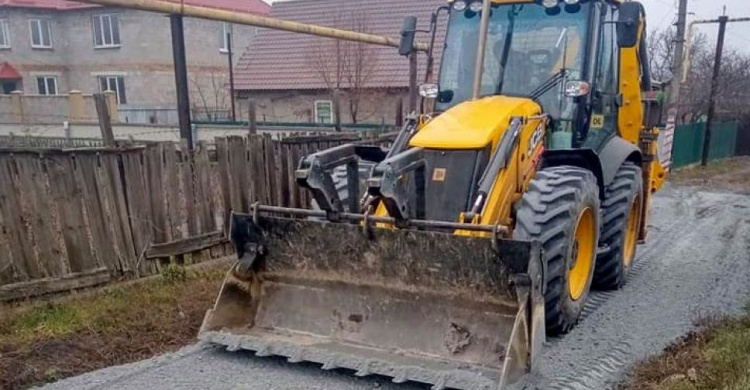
(0, 19, 10, 49)
(97, 75, 127, 104)
(36, 76, 58, 95)
(220, 22, 232, 53)
(92, 13, 121, 48)
(314, 100, 333, 124)
(29, 18, 52, 48)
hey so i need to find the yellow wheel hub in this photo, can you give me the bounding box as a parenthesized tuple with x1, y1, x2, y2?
(569, 207, 595, 301)
(623, 196, 641, 267)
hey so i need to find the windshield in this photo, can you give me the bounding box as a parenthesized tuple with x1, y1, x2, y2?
(435, 2, 591, 120)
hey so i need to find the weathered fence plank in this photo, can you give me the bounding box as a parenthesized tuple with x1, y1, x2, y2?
(0, 267, 110, 302)
(180, 141, 198, 237)
(100, 154, 137, 273)
(13, 155, 65, 278)
(195, 143, 214, 233)
(46, 154, 95, 273)
(215, 138, 232, 233)
(0, 210, 15, 285)
(163, 144, 183, 241)
(76, 154, 118, 273)
(121, 151, 154, 275)
(146, 145, 168, 245)
(0, 155, 39, 281)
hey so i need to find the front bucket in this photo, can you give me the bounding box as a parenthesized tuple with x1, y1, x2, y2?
(200, 212, 544, 390)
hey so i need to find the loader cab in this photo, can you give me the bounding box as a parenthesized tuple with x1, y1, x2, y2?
(430, 0, 627, 151)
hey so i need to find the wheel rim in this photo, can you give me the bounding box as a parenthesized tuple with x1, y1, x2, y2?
(569, 207, 596, 301)
(623, 196, 641, 267)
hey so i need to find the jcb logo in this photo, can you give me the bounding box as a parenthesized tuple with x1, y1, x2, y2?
(527, 123, 544, 156)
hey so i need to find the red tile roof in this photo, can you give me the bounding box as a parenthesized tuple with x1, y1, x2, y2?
(0, 62, 22, 80)
(235, 0, 446, 91)
(0, 0, 270, 14)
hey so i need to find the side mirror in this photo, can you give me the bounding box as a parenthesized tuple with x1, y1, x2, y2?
(399, 16, 417, 56)
(617, 2, 643, 48)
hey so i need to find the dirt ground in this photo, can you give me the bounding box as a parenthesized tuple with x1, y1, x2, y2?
(619, 312, 750, 390)
(0, 266, 226, 390)
(669, 157, 750, 194)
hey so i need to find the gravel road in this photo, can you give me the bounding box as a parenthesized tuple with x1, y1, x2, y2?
(43, 185, 750, 390)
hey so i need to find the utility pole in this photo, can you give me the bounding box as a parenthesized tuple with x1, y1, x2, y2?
(664, 0, 688, 171)
(170, 14, 193, 151)
(226, 26, 237, 122)
(701, 15, 728, 167)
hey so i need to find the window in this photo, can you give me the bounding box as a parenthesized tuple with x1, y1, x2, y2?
(36, 76, 57, 95)
(0, 19, 10, 49)
(314, 100, 333, 124)
(29, 19, 52, 48)
(98, 76, 127, 104)
(92, 14, 121, 48)
(220, 22, 232, 52)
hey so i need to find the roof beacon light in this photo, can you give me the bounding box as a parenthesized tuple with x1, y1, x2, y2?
(469, 0, 484, 12)
(453, 0, 468, 11)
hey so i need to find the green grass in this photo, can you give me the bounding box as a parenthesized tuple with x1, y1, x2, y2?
(621, 307, 750, 390)
(0, 266, 227, 389)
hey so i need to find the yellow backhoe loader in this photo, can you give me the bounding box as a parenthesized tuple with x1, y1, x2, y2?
(199, 0, 667, 388)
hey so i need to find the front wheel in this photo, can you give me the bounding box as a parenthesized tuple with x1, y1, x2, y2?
(514, 166, 600, 335)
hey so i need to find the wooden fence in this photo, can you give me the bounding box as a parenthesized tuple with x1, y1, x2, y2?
(0, 132, 392, 301)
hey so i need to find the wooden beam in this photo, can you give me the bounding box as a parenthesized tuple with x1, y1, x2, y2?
(94, 93, 115, 146)
(146, 231, 227, 259)
(0, 268, 111, 302)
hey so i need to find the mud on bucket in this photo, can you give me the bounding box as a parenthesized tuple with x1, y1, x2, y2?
(200, 213, 545, 390)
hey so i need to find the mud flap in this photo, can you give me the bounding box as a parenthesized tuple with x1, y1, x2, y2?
(200, 213, 544, 390)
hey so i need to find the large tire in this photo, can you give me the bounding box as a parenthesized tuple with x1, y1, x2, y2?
(514, 166, 600, 335)
(311, 162, 375, 213)
(593, 162, 643, 290)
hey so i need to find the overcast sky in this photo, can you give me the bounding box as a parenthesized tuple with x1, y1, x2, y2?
(261, 0, 750, 53)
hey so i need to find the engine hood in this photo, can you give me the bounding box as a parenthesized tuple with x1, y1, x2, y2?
(409, 95, 542, 150)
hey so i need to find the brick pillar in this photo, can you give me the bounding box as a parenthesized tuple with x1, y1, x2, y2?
(104, 90, 119, 124)
(10, 90, 24, 124)
(68, 90, 85, 122)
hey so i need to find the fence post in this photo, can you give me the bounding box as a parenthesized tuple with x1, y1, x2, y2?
(104, 90, 119, 124)
(94, 93, 115, 146)
(68, 90, 85, 122)
(10, 90, 24, 125)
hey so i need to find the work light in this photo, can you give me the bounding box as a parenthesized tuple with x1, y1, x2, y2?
(452, 0, 467, 11)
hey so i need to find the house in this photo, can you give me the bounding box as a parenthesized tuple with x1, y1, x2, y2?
(0, 0, 270, 123)
(234, 0, 445, 126)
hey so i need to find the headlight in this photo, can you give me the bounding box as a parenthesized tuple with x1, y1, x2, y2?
(468, 0, 483, 12)
(452, 0, 467, 11)
(419, 83, 439, 99)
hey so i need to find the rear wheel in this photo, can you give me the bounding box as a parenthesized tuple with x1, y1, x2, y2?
(593, 162, 643, 289)
(514, 166, 600, 335)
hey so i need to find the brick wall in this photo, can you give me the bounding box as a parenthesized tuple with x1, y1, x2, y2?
(239, 88, 409, 126)
(0, 7, 258, 111)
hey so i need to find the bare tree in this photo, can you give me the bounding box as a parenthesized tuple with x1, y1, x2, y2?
(646, 26, 750, 123)
(342, 13, 379, 124)
(189, 70, 231, 122)
(308, 14, 346, 130)
(308, 11, 379, 127)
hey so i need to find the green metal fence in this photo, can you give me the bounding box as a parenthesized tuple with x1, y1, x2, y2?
(671, 121, 739, 168)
